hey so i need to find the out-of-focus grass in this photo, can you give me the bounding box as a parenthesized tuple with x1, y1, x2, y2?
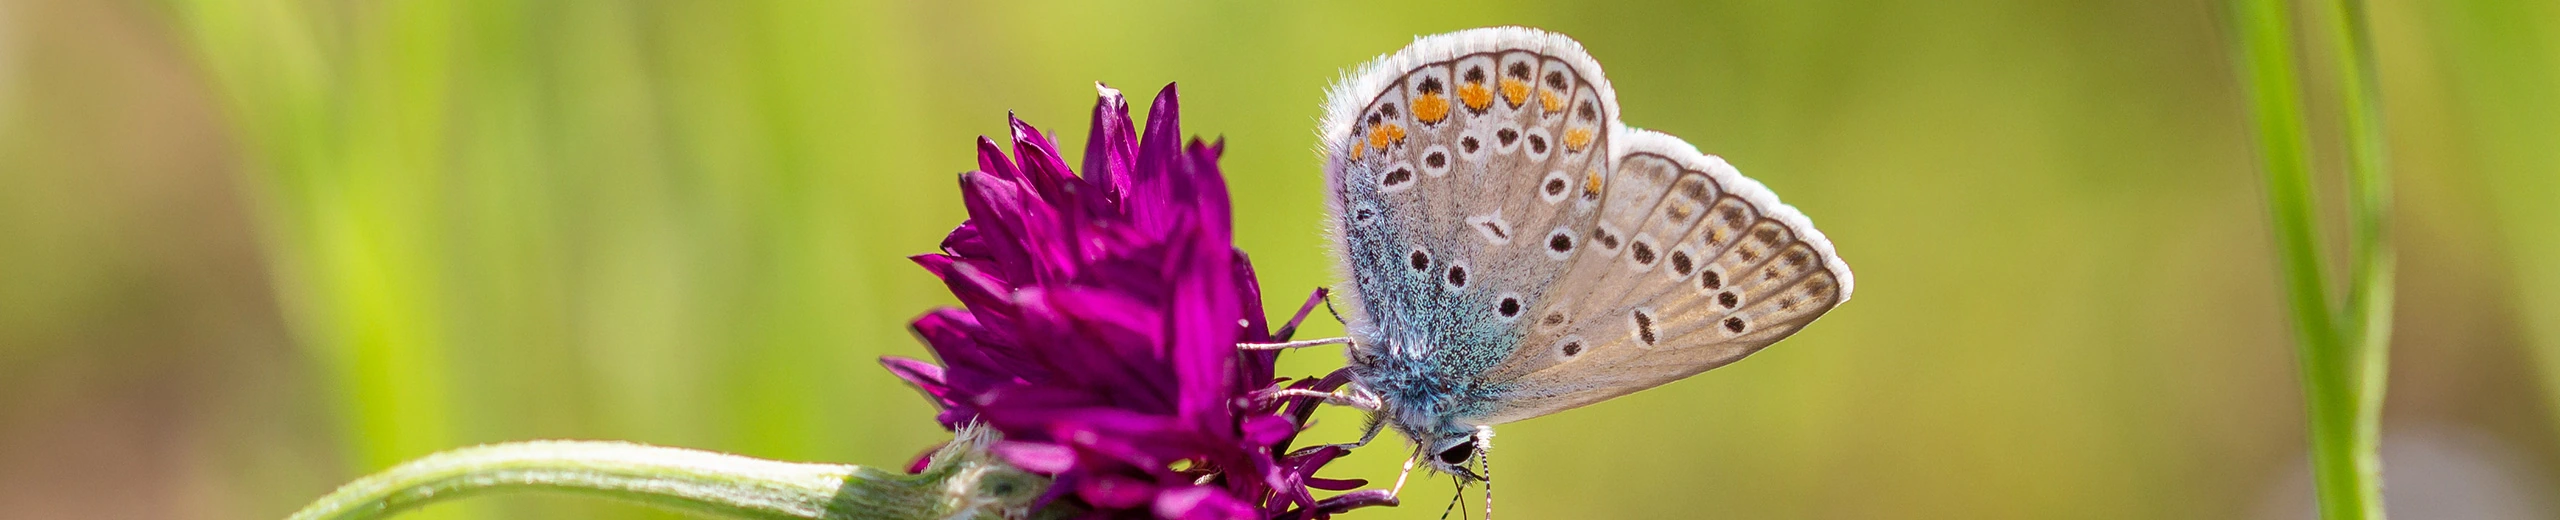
(165, 1, 469, 517)
(0, 0, 2552, 519)
(2230, 0, 2394, 517)
(2425, 0, 2560, 432)
(161, 1, 951, 517)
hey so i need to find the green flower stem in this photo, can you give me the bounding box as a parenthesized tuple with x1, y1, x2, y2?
(2233, 0, 2394, 518)
(2324, 0, 2395, 518)
(289, 426, 1056, 520)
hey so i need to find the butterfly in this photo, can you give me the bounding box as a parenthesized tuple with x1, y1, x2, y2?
(1247, 27, 1854, 492)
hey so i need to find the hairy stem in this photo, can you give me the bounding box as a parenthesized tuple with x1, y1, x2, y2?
(289, 425, 1055, 520)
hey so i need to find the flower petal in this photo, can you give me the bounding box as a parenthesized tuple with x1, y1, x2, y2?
(1242, 415, 1296, 447)
(1077, 473, 1159, 509)
(1273, 287, 1329, 342)
(1009, 115, 1076, 202)
(892, 83, 1367, 517)
(1153, 485, 1256, 520)
(879, 356, 952, 405)
(1306, 489, 1399, 517)
(1084, 83, 1137, 201)
(975, 135, 1022, 183)
(991, 441, 1078, 473)
(1306, 477, 1367, 491)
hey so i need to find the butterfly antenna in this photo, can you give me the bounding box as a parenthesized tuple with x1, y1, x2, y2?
(1390, 444, 1423, 498)
(1440, 478, 1468, 520)
(1479, 426, 1496, 520)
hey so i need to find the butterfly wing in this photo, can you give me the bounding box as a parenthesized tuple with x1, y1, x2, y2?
(1323, 27, 1852, 431)
(1323, 28, 1618, 374)
(1475, 130, 1854, 425)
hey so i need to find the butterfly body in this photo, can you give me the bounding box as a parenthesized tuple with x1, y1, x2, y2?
(1318, 27, 1855, 477)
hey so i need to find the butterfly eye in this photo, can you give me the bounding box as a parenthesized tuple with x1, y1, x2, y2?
(1436, 440, 1477, 466)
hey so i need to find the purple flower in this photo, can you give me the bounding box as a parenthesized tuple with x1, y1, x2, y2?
(884, 84, 1389, 519)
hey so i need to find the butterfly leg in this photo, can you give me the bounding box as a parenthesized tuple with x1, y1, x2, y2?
(1238, 337, 1353, 350)
(1292, 410, 1389, 456)
(1348, 411, 1388, 447)
(1260, 386, 1382, 411)
(1389, 445, 1422, 499)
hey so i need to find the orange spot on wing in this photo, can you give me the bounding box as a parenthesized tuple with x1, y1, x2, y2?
(1367, 123, 1406, 150)
(1538, 88, 1564, 112)
(1499, 79, 1529, 107)
(1564, 127, 1596, 152)
(1583, 169, 1604, 197)
(1458, 83, 1493, 111)
(1413, 93, 1450, 124)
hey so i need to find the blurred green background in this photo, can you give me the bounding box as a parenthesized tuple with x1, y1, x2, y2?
(3, 0, 2557, 518)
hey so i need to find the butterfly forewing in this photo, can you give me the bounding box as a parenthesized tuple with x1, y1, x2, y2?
(1327, 39, 1613, 368)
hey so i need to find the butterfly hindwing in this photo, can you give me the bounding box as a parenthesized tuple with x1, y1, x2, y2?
(1480, 131, 1853, 424)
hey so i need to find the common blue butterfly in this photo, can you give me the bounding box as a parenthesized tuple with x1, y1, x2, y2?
(1253, 27, 1854, 492)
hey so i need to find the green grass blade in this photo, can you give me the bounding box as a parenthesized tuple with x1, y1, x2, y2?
(2320, 0, 2394, 517)
(2232, 0, 2392, 518)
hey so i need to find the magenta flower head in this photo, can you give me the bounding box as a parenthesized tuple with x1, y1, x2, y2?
(884, 84, 1389, 520)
